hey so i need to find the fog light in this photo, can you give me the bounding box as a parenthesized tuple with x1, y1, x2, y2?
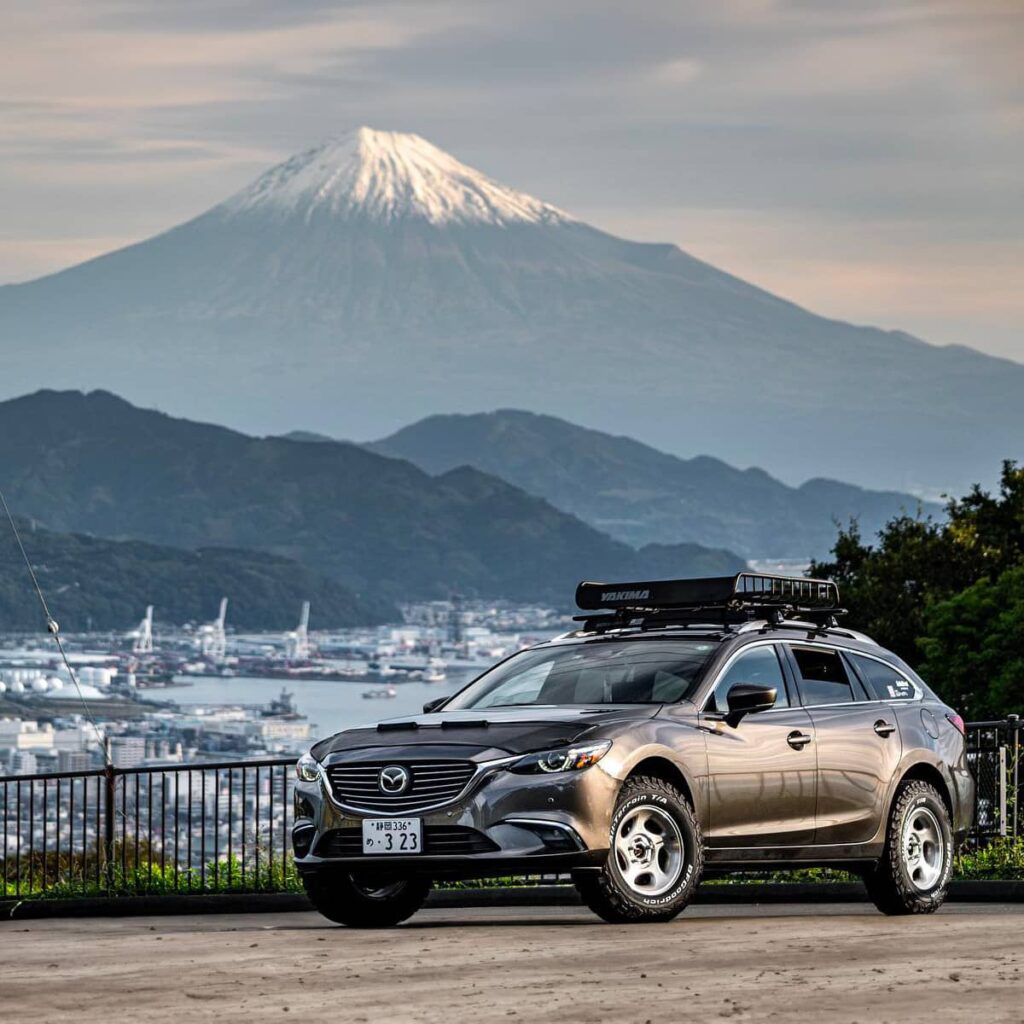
(507, 819, 582, 852)
(292, 823, 316, 858)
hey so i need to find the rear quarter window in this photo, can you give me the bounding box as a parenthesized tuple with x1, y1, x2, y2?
(848, 653, 916, 701)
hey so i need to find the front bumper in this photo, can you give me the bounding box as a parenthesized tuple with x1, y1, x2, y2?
(292, 756, 617, 880)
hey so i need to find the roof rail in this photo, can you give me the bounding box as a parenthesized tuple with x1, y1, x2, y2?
(573, 572, 845, 634)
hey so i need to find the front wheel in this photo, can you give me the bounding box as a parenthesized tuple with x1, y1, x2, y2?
(302, 871, 432, 928)
(863, 779, 953, 915)
(575, 775, 703, 923)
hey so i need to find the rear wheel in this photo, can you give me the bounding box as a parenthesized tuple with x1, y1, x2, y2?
(575, 775, 703, 923)
(302, 871, 432, 928)
(863, 780, 953, 915)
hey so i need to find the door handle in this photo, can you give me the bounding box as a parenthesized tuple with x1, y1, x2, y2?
(787, 730, 813, 750)
(874, 720, 897, 737)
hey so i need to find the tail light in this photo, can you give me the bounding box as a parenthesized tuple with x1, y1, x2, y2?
(945, 712, 966, 735)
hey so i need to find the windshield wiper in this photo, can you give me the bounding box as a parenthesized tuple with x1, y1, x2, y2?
(477, 703, 627, 713)
(481, 702, 559, 709)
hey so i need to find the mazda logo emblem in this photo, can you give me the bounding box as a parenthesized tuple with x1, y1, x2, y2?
(378, 765, 410, 795)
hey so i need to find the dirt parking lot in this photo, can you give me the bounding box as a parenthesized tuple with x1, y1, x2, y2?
(2, 903, 1022, 1023)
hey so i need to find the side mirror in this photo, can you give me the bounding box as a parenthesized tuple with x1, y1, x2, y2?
(725, 682, 777, 726)
(422, 696, 448, 714)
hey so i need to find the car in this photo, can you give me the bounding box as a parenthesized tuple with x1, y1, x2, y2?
(291, 572, 975, 926)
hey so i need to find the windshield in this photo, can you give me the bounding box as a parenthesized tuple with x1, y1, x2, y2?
(443, 639, 718, 710)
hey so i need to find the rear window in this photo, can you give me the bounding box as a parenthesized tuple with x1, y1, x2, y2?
(444, 640, 718, 710)
(848, 654, 916, 701)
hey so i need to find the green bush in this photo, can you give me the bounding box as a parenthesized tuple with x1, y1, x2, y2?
(1, 848, 302, 900)
(955, 837, 1024, 880)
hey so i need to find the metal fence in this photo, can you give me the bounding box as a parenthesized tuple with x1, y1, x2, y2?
(1, 723, 1021, 901)
(0, 758, 296, 898)
(966, 717, 1020, 839)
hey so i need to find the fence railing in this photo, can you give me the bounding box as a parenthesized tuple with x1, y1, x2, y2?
(1, 721, 1021, 901)
(1, 758, 296, 899)
(966, 717, 1020, 840)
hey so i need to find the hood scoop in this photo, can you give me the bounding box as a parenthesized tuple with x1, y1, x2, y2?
(377, 718, 490, 732)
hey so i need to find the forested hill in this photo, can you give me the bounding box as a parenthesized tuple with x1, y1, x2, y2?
(0, 520, 396, 631)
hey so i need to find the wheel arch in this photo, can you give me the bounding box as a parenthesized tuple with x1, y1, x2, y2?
(893, 760, 954, 822)
(625, 755, 697, 810)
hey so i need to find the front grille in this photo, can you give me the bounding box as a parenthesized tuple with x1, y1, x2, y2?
(316, 826, 499, 858)
(326, 760, 477, 813)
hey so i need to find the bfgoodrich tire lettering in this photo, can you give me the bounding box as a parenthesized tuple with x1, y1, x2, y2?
(302, 871, 431, 928)
(575, 775, 703, 924)
(864, 779, 953, 915)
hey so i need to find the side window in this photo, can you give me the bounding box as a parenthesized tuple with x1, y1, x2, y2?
(711, 646, 788, 714)
(789, 646, 854, 705)
(848, 654, 916, 701)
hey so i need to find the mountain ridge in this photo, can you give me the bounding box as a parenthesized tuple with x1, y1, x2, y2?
(370, 409, 942, 560)
(0, 389, 745, 605)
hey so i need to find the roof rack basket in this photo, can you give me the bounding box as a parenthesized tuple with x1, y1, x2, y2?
(574, 572, 843, 632)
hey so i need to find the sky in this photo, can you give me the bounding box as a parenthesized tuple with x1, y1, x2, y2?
(1, 0, 1021, 360)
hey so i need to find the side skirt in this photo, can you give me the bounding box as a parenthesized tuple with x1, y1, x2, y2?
(705, 841, 884, 871)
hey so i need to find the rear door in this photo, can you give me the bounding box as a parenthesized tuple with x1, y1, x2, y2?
(700, 642, 817, 847)
(782, 643, 903, 846)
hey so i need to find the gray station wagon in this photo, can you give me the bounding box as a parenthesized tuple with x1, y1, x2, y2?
(292, 574, 974, 926)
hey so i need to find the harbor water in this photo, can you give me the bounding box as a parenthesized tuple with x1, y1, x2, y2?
(159, 668, 482, 742)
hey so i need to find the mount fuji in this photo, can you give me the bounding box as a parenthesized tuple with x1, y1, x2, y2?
(1, 126, 1020, 493)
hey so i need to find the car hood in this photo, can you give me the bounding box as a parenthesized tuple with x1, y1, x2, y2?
(311, 706, 659, 763)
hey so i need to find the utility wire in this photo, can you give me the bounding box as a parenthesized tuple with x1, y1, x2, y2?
(0, 489, 111, 766)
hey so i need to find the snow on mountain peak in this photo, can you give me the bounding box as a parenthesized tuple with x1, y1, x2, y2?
(222, 126, 573, 227)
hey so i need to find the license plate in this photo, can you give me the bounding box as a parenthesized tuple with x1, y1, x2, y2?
(361, 817, 423, 855)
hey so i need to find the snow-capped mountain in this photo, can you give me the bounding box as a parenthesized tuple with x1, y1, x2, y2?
(223, 127, 571, 226)
(0, 126, 1020, 493)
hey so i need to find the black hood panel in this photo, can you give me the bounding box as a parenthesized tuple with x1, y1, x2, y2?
(312, 706, 657, 761)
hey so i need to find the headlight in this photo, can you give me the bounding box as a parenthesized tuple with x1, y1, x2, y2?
(508, 740, 612, 775)
(296, 753, 321, 782)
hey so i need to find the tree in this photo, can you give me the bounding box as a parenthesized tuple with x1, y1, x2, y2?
(813, 461, 1024, 716)
(945, 460, 1024, 579)
(918, 566, 1024, 719)
(809, 515, 963, 665)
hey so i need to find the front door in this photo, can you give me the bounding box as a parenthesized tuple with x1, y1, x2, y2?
(782, 644, 903, 845)
(701, 643, 817, 847)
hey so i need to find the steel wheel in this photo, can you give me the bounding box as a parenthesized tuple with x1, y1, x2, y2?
(611, 804, 685, 897)
(901, 806, 944, 891)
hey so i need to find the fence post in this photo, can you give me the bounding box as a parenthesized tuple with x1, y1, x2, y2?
(999, 746, 1008, 838)
(1011, 715, 1020, 838)
(103, 752, 116, 892)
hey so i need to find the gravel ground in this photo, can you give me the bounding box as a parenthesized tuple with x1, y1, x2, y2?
(3, 903, 1023, 1023)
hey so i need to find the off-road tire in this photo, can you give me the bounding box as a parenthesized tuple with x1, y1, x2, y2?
(575, 775, 703, 924)
(302, 871, 432, 928)
(863, 780, 953, 915)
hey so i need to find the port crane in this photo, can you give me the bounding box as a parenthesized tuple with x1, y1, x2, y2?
(285, 601, 311, 660)
(131, 605, 154, 654)
(196, 597, 229, 664)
